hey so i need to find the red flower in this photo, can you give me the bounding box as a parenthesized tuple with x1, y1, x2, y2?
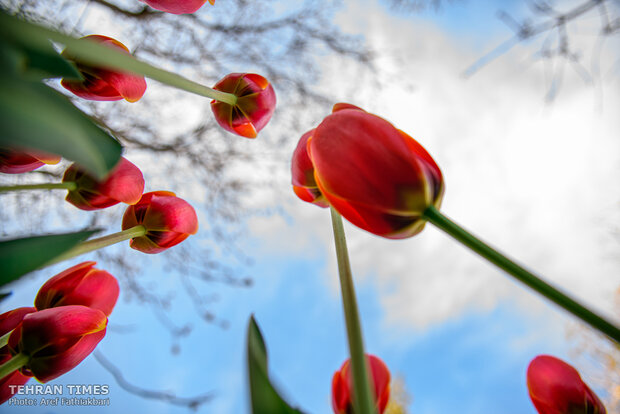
(141, 0, 214, 14)
(332, 354, 391, 414)
(34, 261, 119, 316)
(0, 148, 61, 174)
(527, 355, 606, 414)
(305, 103, 444, 239)
(61, 35, 147, 102)
(211, 73, 276, 138)
(0, 308, 35, 404)
(122, 191, 199, 254)
(7, 306, 107, 383)
(63, 156, 145, 211)
(291, 129, 329, 208)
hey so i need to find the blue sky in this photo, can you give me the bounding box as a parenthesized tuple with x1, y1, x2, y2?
(2, 0, 619, 413)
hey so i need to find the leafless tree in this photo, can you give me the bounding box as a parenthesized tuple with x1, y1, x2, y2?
(0, 0, 374, 407)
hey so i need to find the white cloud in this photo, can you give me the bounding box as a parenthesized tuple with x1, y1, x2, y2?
(247, 0, 620, 335)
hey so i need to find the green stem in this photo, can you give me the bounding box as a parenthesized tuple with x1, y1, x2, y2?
(0, 12, 238, 106)
(43, 225, 147, 267)
(0, 353, 28, 382)
(422, 205, 620, 344)
(0, 181, 76, 193)
(0, 330, 11, 349)
(330, 207, 376, 414)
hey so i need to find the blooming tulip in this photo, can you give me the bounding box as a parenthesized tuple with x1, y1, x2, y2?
(62, 156, 145, 211)
(7, 306, 107, 383)
(211, 73, 276, 138)
(332, 354, 391, 414)
(122, 191, 198, 254)
(527, 355, 606, 414)
(34, 261, 119, 316)
(0, 148, 61, 174)
(291, 129, 329, 207)
(141, 0, 214, 14)
(0, 308, 36, 404)
(61, 35, 147, 102)
(304, 103, 444, 239)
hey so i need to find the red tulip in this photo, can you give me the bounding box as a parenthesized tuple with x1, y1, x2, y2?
(61, 35, 147, 102)
(0, 308, 36, 404)
(211, 73, 276, 138)
(291, 129, 329, 208)
(0, 148, 61, 174)
(34, 261, 119, 316)
(63, 156, 145, 211)
(306, 103, 444, 239)
(7, 306, 107, 383)
(527, 355, 606, 414)
(122, 191, 199, 254)
(141, 0, 214, 14)
(332, 354, 391, 414)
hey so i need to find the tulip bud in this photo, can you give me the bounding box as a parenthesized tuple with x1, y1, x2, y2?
(332, 354, 391, 414)
(62, 156, 145, 211)
(0, 148, 61, 174)
(527, 355, 606, 414)
(34, 261, 119, 316)
(306, 103, 444, 239)
(7, 306, 107, 383)
(61, 35, 147, 102)
(291, 129, 329, 207)
(141, 0, 214, 14)
(211, 73, 276, 138)
(122, 191, 199, 254)
(0, 308, 36, 404)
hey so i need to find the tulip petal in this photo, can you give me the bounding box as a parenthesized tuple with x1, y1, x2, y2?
(142, 0, 209, 14)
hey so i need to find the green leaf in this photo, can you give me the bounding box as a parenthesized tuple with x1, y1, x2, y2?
(0, 292, 12, 302)
(0, 75, 122, 179)
(247, 316, 306, 414)
(0, 230, 98, 286)
(0, 37, 82, 81)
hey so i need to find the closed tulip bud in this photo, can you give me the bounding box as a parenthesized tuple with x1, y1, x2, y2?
(307, 104, 444, 239)
(527, 355, 606, 414)
(122, 191, 199, 254)
(62, 157, 145, 211)
(211, 73, 276, 138)
(0, 308, 36, 404)
(141, 0, 214, 14)
(332, 354, 391, 414)
(291, 129, 329, 208)
(0, 148, 61, 174)
(7, 306, 107, 383)
(61, 35, 147, 102)
(34, 262, 119, 316)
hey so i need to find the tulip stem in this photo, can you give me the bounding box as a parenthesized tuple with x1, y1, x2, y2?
(0, 182, 76, 193)
(330, 207, 377, 414)
(0, 12, 238, 106)
(0, 353, 29, 382)
(42, 225, 147, 268)
(422, 205, 620, 344)
(0, 331, 10, 349)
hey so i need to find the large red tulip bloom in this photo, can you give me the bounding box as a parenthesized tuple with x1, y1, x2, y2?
(141, 0, 214, 14)
(307, 104, 444, 239)
(34, 261, 119, 316)
(527, 355, 606, 414)
(332, 354, 391, 414)
(211, 73, 276, 138)
(0, 308, 36, 404)
(61, 35, 147, 102)
(291, 128, 329, 208)
(0, 148, 61, 174)
(122, 191, 199, 254)
(7, 306, 107, 383)
(62, 156, 145, 211)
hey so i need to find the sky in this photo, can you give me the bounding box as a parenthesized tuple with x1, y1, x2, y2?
(2, 0, 620, 413)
